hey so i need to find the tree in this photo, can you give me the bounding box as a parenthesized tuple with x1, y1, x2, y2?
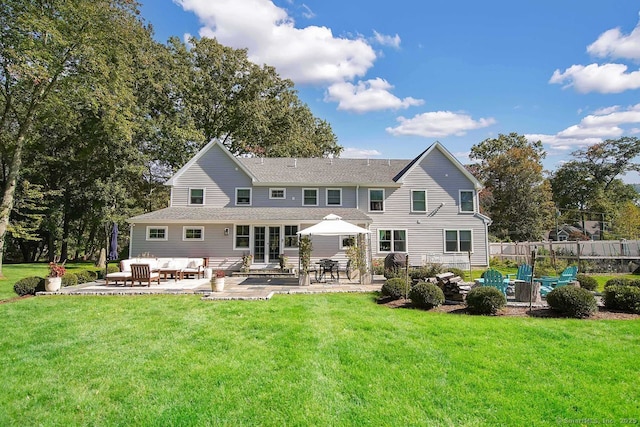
(182, 37, 341, 158)
(571, 137, 640, 191)
(609, 201, 640, 240)
(0, 0, 149, 273)
(470, 133, 555, 241)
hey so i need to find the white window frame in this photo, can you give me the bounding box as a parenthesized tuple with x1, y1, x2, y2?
(283, 225, 299, 249)
(444, 229, 473, 253)
(369, 189, 385, 212)
(459, 190, 475, 213)
(235, 188, 252, 206)
(302, 188, 318, 206)
(411, 189, 427, 213)
(188, 188, 205, 205)
(234, 225, 250, 250)
(378, 229, 407, 253)
(182, 226, 204, 241)
(339, 235, 356, 250)
(269, 188, 286, 200)
(146, 226, 168, 241)
(326, 188, 342, 206)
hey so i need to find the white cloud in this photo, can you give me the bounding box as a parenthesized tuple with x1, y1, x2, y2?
(386, 111, 496, 137)
(526, 103, 640, 152)
(372, 30, 401, 49)
(177, 0, 376, 85)
(325, 78, 424, 113)
(549, 63, 640, 94)
(300, 4, 315, 19)
(587, 17, 640, 60)
(340, 147, 382, 158)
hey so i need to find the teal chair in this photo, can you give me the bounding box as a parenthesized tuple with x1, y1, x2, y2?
(481, 268, 507, 296)
(505, 264, 532, 285)
(538, 266, 578, 296)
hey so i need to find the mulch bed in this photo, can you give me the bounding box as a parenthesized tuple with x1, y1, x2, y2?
(0, 295, 34, 304)
(379, 298, 640, 320)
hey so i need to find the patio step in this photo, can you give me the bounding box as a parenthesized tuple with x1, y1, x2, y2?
(231, 270, 296, 279)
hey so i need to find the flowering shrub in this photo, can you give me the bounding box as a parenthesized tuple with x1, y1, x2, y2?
(215, 270, 226, 278)
(49, 262, 66, 278)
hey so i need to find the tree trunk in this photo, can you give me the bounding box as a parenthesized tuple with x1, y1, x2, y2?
(514, 280, 541, 303)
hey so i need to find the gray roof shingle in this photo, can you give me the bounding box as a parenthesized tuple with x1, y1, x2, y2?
(127, 207, 372, 223)
(238, 157, 409, 185)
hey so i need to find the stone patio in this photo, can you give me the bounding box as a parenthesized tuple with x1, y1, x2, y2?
(38, 275, 384, 301)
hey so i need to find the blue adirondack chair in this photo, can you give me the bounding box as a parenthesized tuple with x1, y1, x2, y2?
(505, 264, 532, 285)
(481, 268, 507, 295)
(538, 266, 578, 296)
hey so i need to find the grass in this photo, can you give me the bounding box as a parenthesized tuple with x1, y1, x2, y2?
(1, 292, 639, 426)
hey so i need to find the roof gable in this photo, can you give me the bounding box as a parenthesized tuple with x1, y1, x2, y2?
(393, 141, 483, 190)
(165, 139, 256, 186)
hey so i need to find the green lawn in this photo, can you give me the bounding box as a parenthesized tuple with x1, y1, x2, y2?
(1, 293, 639, 426)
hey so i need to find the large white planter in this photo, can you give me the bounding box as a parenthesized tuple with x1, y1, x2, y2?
(204, 268, 212, 280)
(213, 278, 225, 292)
(45, 277, 62, 292)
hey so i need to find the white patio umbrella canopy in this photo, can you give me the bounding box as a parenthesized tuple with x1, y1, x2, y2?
(297, 214, 370, 236)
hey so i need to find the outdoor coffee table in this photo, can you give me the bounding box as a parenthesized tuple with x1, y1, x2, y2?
(160, 269, 182, 282)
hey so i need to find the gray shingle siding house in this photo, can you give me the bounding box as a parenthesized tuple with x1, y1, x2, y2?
(127, 140, 491, 269)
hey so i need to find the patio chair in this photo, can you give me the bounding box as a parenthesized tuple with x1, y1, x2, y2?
(538, 266, 578, 296)
(481, 268, 507, 295)
(130, 263, 161, 287)
(506, 264, 532, 284)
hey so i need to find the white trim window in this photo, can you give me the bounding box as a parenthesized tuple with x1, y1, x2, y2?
(183, 226, 204, 241)
(459, 190, 475, 213)
(411, 189, 427, 212)
(340, 235, 356, 250)
(269, 188, 286, 200)
(236, 188, 252, 206)
(444, 230, 472, 252)
(189, 188, 205, 205)
(326, 188, 342, 206)
(234, 225, 250, 249)
(284, 225, 299, 249)
(146, 226, 168, 241)
(378, 229, 407, 252)
(369, 189, 384, 212)
(302, 188, 318, 206)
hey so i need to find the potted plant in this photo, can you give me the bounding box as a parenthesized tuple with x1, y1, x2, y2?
(212, 269, 226, 292)
(241, 253, 252, 273)
(45, 262, 66, 292)
(279, 254, 289, 271)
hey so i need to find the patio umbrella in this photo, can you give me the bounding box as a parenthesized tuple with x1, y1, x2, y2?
(108, 222, 119, 261)
(297, 214, 370, 236)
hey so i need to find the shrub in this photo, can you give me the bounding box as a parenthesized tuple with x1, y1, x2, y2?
(409, 282, 445, 309)
(74, 270, 93, 284)
(13, 276, 45, 296)
(62, 273, 78, 287)
(372, 258, 385, 275)
(381, 278, 410, 300)
(603, 285, 640, 314)
(604, 278, 638, 288)
(576, 274, 597, 291)
(466, 287, 506, 315)
(546, 286, 597, 318)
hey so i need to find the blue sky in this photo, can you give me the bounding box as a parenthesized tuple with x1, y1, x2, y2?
(140, 0, 640, 183)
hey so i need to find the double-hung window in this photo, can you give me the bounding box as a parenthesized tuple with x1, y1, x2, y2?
(445, 230, 472, 252)
(326, 188, 342, 206)
(236, 188, 252, 205)
(411, 190, 426, 212)
(284, 225, 299, 248)
(378, 229, 407, 252)
(369, 189, 384, 212)
(235, 225, 250, 249)
(459, 190, 475, 213)
(270, 188, 286, 199)
(303, 188, 318, 206)
(189, 188, 204, 205)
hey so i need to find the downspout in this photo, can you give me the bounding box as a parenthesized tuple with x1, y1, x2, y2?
(356, 185, 359, 210)
(129, 224, 134, 259)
